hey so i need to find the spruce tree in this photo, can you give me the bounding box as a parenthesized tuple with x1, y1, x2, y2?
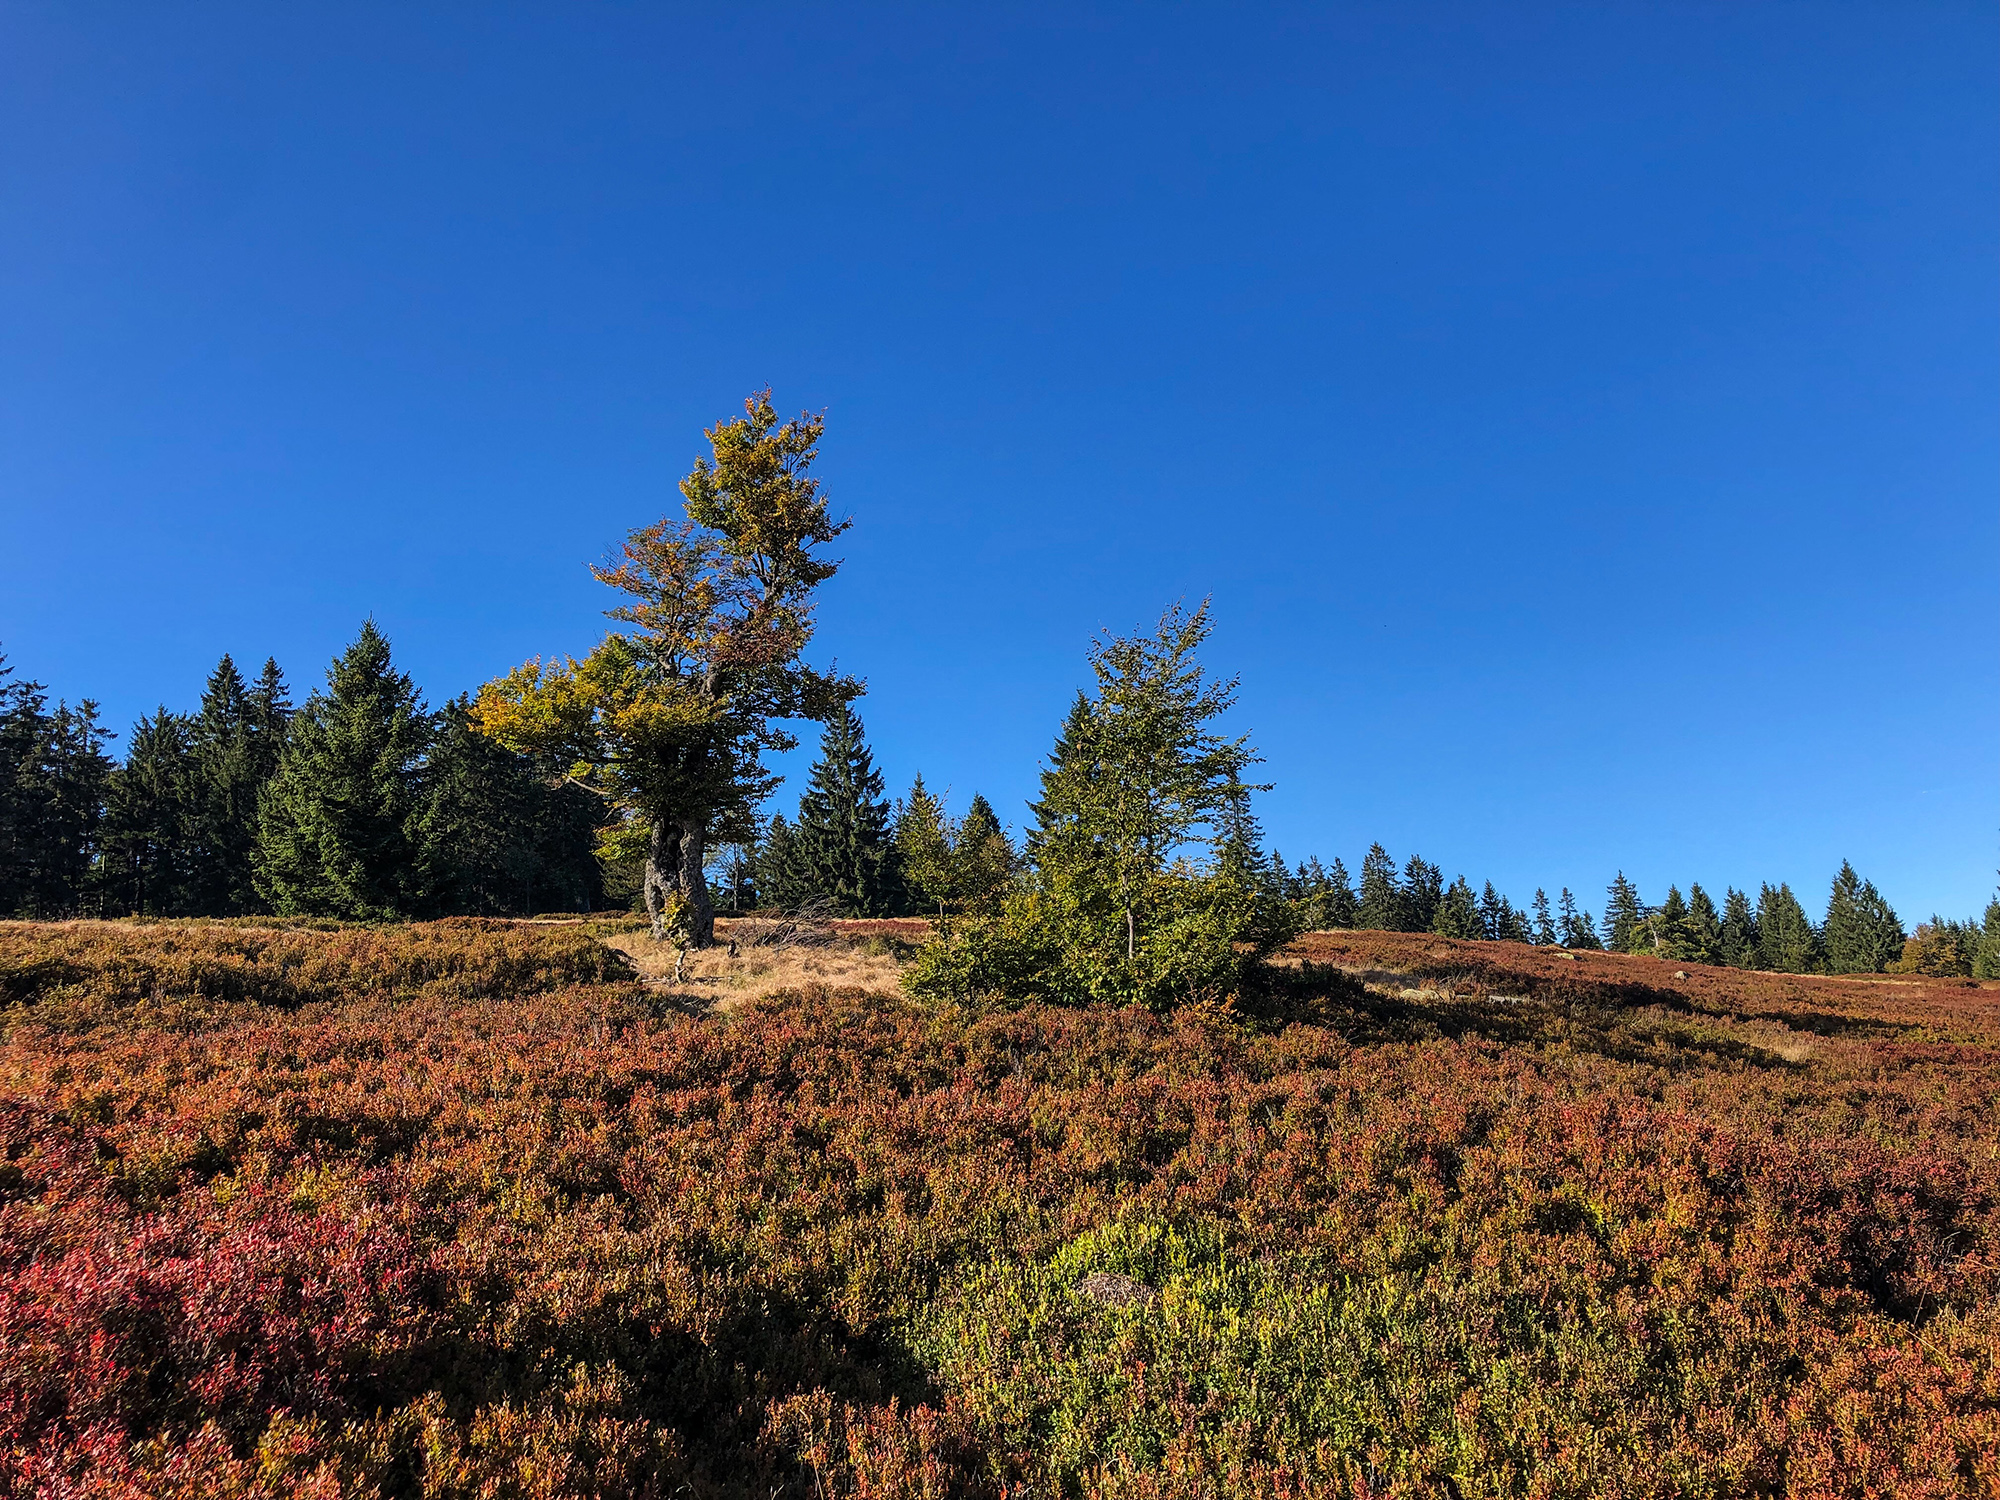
(100, 710, 195, 916)
(1977, 890, 2000, 981)
(1323, 856, 1358, 928)
(895, 773, 957, 917)
(180, 655, 266, 914)
(955, 792, 1017, 911)
(2, 687, 115, 918)
(1432, 876, 1482, 939)
(254, 622, 433, 920)
(1603, 872, 1646, 952)
(1756, 882, 1820, 973)
(753, 813, 815, 911)
(1027, 692, 1093, 866)
(1531, 888, 1557, 946)
(1400, 856, 1442, 933)
(1823, 860, 1905, 974)
(1718, 886, 1759, 967)
(792, 703, 899, 916)
(1559, 888, 1603, 950)
(415, 697, 603, 916)
(1356, 843, 1400, 931)
(1476, 881, 1507, 941)
(1682, 883, 1722, 965)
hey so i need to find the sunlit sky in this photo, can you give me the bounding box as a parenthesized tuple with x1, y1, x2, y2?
(2, 5, 1993, 920)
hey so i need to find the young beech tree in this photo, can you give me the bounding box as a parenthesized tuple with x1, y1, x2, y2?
(476, 393, 855, 946)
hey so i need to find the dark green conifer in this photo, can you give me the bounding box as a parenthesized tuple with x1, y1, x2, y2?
(753, 812, 815, 910)
(1977, 889, 2000, 981)
(1356, 843, 1400, 931)
(1559, 888, 1603, 949)
(1718, 887, 1758, 967)
(253, 622, 433, 920)
(1323, 856, 1358, 928)
(1531, 889, 1557, 946)
(1432, 876, 1482, 939)
(1400, 856, 1442, 933)
(100, 709, 195, 916)
(1603, 872, 1646, 952)
(1476, 880, 1507, 941)
(1756, 882, 1820, 973)
(416, 697, 603, 916)
(1683, 883, 1722, 965)
(955, 792, 1017, 911)
(792, 704, 899, 916)
(1026, 692, 1093, 866)
(1822, 860, 1905, 974)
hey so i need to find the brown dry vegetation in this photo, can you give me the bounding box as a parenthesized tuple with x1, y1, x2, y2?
(0, 917, 1995, 1498)
(604, 917, 919, 1011)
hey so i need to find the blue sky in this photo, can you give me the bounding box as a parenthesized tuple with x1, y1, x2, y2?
(1, 4, 1993, 922)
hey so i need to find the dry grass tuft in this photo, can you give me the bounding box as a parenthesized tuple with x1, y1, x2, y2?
(605, 916, 909, 1010)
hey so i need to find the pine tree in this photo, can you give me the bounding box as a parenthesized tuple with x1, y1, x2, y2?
(1718, 887, 1758, 967)
(100, 710, 195, 916)
(1400, 857, 1442, 933)
(895, 773, 957, 917)
(792, 703, 899, 916)
(1977, 890, 2000, 981)
(1356, 844, 1400, 931)
(1603, 872, 1646, 952)
(1823, 860, 1905, 974)
(1431, 876, 1482, 939)
(254, 622, 434, 920)
(1559, 888, 1603, 950)
(1756, 882, 1820, 973)
(1531, 888, 1557, 946)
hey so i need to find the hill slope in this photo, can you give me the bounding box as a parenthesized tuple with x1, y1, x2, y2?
(1, 919, 1994, 1497)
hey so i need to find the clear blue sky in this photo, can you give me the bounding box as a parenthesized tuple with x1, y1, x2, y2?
(2, 5, 1993, 922)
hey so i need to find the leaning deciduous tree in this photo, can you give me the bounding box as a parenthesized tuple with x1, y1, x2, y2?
(474, 391, 854, 946)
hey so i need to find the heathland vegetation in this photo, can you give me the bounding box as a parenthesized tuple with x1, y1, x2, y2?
(1, 394, 1996, 1495)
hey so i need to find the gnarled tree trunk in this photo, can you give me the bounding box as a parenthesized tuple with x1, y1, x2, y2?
(643, 817, 716, 947)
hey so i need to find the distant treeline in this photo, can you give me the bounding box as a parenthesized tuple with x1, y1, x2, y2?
(0, 627, 601, 921)
(6, 630, 1996, 982)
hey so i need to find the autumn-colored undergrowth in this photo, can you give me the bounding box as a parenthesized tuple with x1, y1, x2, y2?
(1, 921, 1995, 1498)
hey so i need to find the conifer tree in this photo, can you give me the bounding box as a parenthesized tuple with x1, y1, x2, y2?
(1323, 856, 1358, 928)
(100, 710, 195, 916)
(181, 655, 267, 914)
(895, 773, 957, 918)
(954, 792, 1017, 912)
(1027, 692, 1093, 865)
(1822, 860, 1905, 974)
(416, 697, 603, 916)
(793, 703, 899, 916)
(753, 813, 814, 911)
(1719, 886, 1759, 967)
(1756, 882, 1820, 973)
(254, 622, 434, 920)
(1356, 843, 1400, 931)
(1603, 872, 1646, 952)
(1973, 890, 2000, 980)
(1683, 883, 1722, 966)
(0, 676, 115, 918)
(1476, 881, 1507, 942)
(1531, 888, 1557, 946)
(1559, 888, 1603, 949)
(1400, 857, 1442, 934)
(1431, 876, 1481, 939)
